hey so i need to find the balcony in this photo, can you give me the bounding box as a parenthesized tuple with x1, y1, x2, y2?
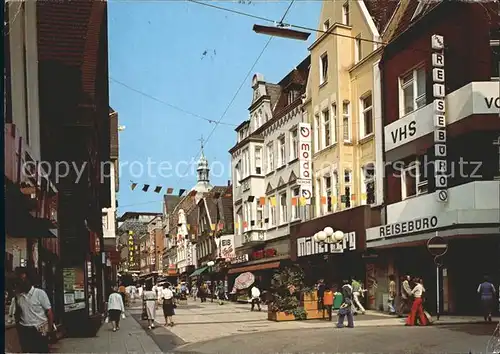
(366, 181, 500, 244)
(242, 228, 266, 245)
(385, 81, 499, 152)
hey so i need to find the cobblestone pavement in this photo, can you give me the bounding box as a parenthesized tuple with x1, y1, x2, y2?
(173, 322, 500, 354)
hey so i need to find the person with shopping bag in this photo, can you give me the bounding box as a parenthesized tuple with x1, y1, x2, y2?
(106, 287, 126, 332)
(337, 280, 355, 328)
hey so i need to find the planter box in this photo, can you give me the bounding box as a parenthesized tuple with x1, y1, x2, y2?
(302, 300, 318, 311)
(306, 308, 325, 319)
(268, 311, 296, 321)
(303, 292, 317, 302)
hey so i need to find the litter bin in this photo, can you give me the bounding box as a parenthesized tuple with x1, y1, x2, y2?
(333, 292, 343, 310)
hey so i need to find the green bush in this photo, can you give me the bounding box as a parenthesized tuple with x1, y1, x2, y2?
(291, 307, 307, 320)
(269, 265, 307, 318)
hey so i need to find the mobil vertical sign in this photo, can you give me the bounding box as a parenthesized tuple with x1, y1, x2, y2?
(298, 122, 312, 204)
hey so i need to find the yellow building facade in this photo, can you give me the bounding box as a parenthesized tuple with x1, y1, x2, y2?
(304, 0, 398, 217)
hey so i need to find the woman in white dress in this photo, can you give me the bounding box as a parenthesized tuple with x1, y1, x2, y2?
(143, 284, 158, 329)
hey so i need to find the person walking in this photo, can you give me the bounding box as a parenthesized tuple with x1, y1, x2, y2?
(198, 283, 206, 303)
(107, 287, 125, 332)
(317, 279, 326, 312)
(14, 268, 55, 353)
(406, 277, 428, 326)
(323, 285, 334, 321)
(351, 278, 366, 315)
(388, 275, 397, 315)
(337, 279, 354, 328)
(250, 285, 261, 311)
(143, 284, 158, 329)
(160, 286, 176, 327)
(217, 281, 225, 305)
(118, 283, 126, 306)
(398, 275, 412, 317)
(477, 276, 496, 322)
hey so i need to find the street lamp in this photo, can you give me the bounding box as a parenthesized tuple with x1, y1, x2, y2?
(253, 24, 310, 41)
(312, 227, 344, 244)
(207, 261, 215, 267)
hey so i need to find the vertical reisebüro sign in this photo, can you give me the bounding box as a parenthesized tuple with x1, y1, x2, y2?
(298, 122, 312, 204)
(431, 34, 448, 203)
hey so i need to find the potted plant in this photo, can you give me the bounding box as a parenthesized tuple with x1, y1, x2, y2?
(268, 265, 307, 321)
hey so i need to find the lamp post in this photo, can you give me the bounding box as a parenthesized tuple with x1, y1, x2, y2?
(312, 227, 345, 245)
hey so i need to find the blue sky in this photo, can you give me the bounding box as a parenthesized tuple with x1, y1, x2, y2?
(109, 0, 322, 214)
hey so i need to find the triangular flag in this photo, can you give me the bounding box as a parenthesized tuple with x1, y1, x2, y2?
(142, 184, 150, 192)
(291, 197, 298, 206)
(178, 189, 186, 196)
(243, 221, 248, 228)
(154, 186, 162, 193)
(299, 197, 307, 206)
(259, 197, 266, 206)
(234, 222, 239, 229)
(210, 224, 216, 231)
(320, 196, 327, 205)
(217, 222, 224, 231)
(351, 194, 356, 201)
(270, 197, 276, 207)
(131, 183, 137, 191)
(166, 188, 174, 194)
(361, 193, 367, 201)
(187, 224, 191, 230)
(331, 196, 337, 205)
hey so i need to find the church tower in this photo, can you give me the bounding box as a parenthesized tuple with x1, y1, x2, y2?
(192, 136, 213, 195)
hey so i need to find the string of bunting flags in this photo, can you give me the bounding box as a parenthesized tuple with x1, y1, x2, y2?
(253, 193, 367, 207)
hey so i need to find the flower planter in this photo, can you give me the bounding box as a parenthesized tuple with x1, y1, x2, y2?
(267, 311, 296, 321)
(302, 292, 317, 302)
(301, 300, 318, 311)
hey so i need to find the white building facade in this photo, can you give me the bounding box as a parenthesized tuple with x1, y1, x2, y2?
(230, 57, 311, 263)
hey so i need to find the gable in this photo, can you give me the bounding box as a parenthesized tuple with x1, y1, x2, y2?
(277, 177, 286, 189)
(266, 182, 274, 194)
(288, 171, 297, 183)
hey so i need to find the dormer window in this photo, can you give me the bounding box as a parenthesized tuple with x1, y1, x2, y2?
(288, 90, 297, 104)
(323, 19, 330, 31)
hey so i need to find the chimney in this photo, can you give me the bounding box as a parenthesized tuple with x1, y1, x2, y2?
(227, 180, 231, 186)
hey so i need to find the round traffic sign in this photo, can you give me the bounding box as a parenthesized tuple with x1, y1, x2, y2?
(437, 190, 448, 202)
(427, 236, 448, 257)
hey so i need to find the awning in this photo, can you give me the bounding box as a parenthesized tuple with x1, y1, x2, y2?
(190, 266, 208, 277)
(228, 261, 281, 275)
(6, 212, 57, 238)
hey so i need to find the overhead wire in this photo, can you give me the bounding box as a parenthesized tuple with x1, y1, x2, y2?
(119, 0, 297, 233)
(110, 77, 238, 127)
